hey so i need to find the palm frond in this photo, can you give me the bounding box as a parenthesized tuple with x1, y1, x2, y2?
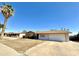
(1, 4, 14, 19)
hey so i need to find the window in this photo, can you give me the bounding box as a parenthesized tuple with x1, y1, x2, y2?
(40, 34, 45, 37)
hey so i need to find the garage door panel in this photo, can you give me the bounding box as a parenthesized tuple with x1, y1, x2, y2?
(48, 34, 65, 41)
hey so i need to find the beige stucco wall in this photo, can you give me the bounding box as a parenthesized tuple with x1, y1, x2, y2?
(39, 33, 69, 42)
(65, 34, 69, 42)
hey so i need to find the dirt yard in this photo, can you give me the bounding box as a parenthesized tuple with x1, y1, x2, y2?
(0, 37, 79, 56)
(0, 38, 44, 54)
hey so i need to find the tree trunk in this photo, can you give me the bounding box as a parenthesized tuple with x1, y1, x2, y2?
(0, 18, 7, 39)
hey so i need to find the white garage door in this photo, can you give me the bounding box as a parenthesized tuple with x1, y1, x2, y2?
(48, 34, 65, 41)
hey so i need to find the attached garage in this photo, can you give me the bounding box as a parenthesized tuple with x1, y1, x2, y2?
(48, 34, 66, 41)
(36, 30, 71, 42)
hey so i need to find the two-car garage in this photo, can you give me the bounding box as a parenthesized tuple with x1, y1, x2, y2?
(36, 30, 70, 42)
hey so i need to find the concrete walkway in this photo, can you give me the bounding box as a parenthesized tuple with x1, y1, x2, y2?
(25, 41, 79, 56)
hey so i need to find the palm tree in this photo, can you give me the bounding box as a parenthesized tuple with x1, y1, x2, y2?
(0, 4, 14, 39)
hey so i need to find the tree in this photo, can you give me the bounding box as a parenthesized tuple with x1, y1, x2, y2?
(0, 3, 14, 39)
(22, 30, 27, 33)
(22, 31, 37, 39)
(69, 32, 79, 42)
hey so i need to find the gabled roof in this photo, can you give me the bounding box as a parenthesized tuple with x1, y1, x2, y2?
(35, 30, 71, 34)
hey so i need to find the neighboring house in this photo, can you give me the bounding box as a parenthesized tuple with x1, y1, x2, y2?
(35, 30, 71, 42)
(19, 33, 26, 38)
(4, 32, 19, 37)
(4, 32, 26, 38)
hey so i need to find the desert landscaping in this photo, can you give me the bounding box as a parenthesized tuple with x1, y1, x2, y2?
(0, 37, 79, 56)
(0, 37, 44, 56)
(0, 2, 79, 56)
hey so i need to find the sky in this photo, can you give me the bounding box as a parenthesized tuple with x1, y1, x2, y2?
(0, 2, 79, 35)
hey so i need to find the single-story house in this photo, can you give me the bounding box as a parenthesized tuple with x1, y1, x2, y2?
(35, 30, 71, 42)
